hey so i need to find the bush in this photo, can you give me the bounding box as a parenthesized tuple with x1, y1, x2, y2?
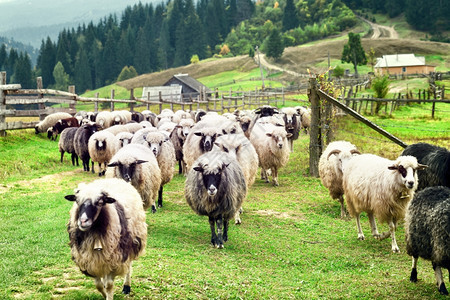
(190, 55, 200, 64)
(372, 75, 390, 114)
(332, 65, 345, 78)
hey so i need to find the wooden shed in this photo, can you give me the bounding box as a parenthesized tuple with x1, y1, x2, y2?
(163, 74, 211, 100)
(374, 54, 436, 76)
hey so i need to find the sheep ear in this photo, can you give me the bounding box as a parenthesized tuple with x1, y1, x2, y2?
(108, 161, 119, 167)
(136, 160, 148, 165)
(266, 133, 273, 137)
(221, 162, 230, 171)
(193, 166, 204, 173)
(417, 164, 428, 170)
(286, 133, 293, 138)
(100, 192, 116, 204)
(194, 132, 203, 136)
(214, 142, 221, 148)
(388, 165, 398, 170)
(65, 195, 76, 202)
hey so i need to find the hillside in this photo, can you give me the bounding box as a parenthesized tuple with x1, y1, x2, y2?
(117, 38, 450, 90)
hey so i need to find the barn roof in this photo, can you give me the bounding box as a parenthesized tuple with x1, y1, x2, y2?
(164, 74, 212, 93)
(374, 54, 427, 68)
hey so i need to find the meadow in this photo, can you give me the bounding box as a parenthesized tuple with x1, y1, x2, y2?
(0, 97, 449, 299)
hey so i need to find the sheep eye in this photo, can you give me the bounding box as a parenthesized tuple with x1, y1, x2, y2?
(223, 147, 228, 153)
(398, 166, 407, 177)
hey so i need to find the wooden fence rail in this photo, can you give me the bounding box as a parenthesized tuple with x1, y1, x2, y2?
(0, 72, 287, 135)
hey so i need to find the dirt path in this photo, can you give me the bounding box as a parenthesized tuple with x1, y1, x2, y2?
(256, 54, 308, 78)
(359, 17, 399, 39)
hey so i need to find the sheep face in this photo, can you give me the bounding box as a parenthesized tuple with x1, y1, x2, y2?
(240, 119, 251, 132)
(65, 192, 116, 231)
(193, 163, 229, 196)
(108, 160, 147, 183)
(328, 149, 361, 174)
(145, 133, 169, 157)
(214, 141, 244, 161)
(119, 137, 132, 148)
(255, 106, 278, 117)
(194, 132, 217, 152)
(266, 131, 291, 149)
(388, 157, 427, 190)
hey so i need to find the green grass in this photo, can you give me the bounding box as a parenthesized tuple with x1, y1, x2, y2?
(0, 101, 449, 299)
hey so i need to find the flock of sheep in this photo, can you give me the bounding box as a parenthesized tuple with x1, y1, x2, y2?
(33, 106, 450, 299)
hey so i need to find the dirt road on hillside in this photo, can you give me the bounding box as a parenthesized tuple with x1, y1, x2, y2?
(359, 17, 399, 39)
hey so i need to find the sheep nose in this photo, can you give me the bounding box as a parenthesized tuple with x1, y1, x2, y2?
(124, 174, 131, 182)
(278, 143, 283, 149)
(152, 149, 157, 155)
(407, 181, 414, 188)
(205, 141, 211, 151)
(207, 186, 217, 196)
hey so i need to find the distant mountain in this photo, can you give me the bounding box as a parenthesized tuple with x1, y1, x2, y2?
(0, 0, 156, 48)
(0, 36, 39, 66)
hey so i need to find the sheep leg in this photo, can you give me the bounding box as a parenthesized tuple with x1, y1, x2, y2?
(91, 161, 95, 174)
(338, 195, 348, 219)
(158, 186, 163, 208)
(272, 168, 279, 186)
(74, 154, 79, 166)
(367, 213, 381, 239)
(355, 214, 365, 240)
(261, 168, 268, 182)
(178, 160, 183, 174)
(234, 206, 242, 225)
(98, 162, 102, 176)
(215, 215, 224, 249)
(433, 263, 449, 295)
(209, 216, 218, 247)
(289, 139, 293, 152)
(104, 274, 115, 300)
(410, 256, 418, 282)
(94, 277, 107, 298)
(122, 264, 132, 295)
(60, 151, 64, 163)
(223, 219, 229, 242)
(386, 221, 399, 253)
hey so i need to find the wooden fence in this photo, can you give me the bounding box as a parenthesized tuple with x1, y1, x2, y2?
(0, 72, 287, 136)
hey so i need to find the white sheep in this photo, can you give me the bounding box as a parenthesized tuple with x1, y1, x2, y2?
(88, 131, 120, 176)
(131, 127, 158, 145)
(185, 150, 247, 248)
(342, 154, 427, 253)
(172, 109, 192, 124)
(143, 131, 176, 209)
(65, 178, 147, 300)
(111, 110, 132, 125)
(116, 131, 134, 149)
(214, 133, 259, 224)
(318, 141, 361, 218)
(34, 112, 72, 134)
(95, 111, 114, 129)
(106, 144, 162, 212)
(250, 122, 291, 186)
(295, 106, 311, 133)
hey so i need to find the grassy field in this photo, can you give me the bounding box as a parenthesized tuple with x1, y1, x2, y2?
(1, 98, 449, 299)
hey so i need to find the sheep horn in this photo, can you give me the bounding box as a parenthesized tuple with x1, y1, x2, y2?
(350, 149, 361, 155)
(327, 150, 341, 160)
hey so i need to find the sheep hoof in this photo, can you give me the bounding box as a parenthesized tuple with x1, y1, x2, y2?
(357, 234, 365, 240)
(235, 218, 241, 225)
(410, 268, 418, 282)
(216, 243, 224, 249)
(438, 283, 449, 295)
(373, 234, 381, 240)
(273, 181, 279, 186)
(122, 285, 131, 294)
(151, 205, 157, 213)
(392, 247, 400, 253)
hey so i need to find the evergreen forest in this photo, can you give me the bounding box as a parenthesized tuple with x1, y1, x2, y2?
(0, 0, 448, 92)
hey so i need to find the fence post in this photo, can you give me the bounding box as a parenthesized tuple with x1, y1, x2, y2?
(36, 77, 45, 120)
(68, 85, 76, 110)
(110, 89, 115, 112)
(159, 91, 162, 113)
(129, 89, 134, 112)
(308, 77, 321, 177)
(0, 72, 6, 137)
(431, 101, 436, 119)
(95, 93, 99, 112)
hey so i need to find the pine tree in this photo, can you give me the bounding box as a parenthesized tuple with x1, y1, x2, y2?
(0, 44, 7, 70)
(282, 0, 299, 31)
(134, 27, 151, 74)
(74, 49, 92, 94)
(13, 52, 33, 88)
(36, 37, 56, 87)
(341, 32, 367, 77)
(265, 28, 284, 59)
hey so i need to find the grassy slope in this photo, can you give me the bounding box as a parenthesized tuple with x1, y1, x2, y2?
(1, 101, 449, 299)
